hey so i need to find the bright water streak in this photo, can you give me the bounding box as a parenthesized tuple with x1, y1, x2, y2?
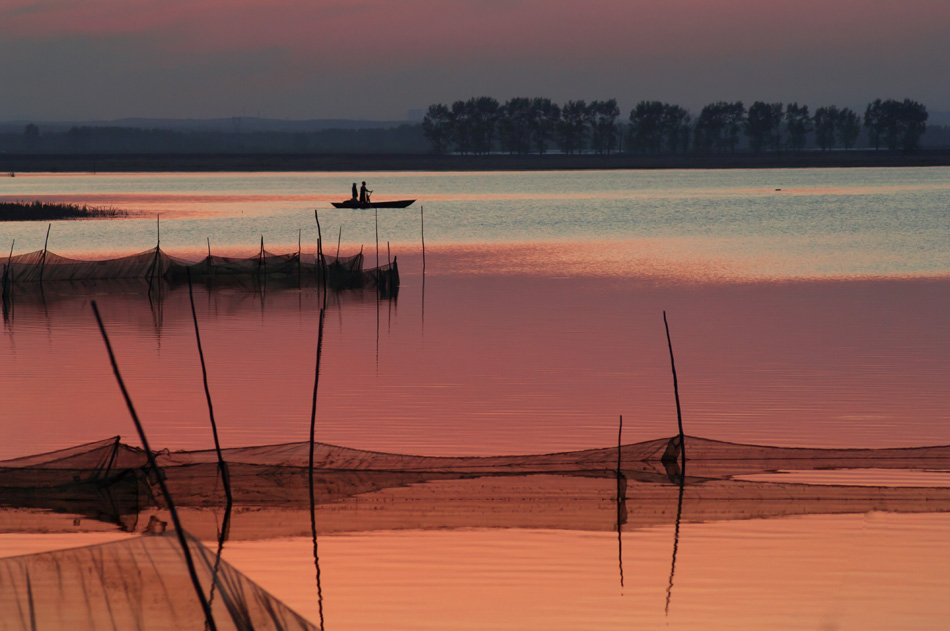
(1, 168, 949, 279)
(219, 513, 950, 631)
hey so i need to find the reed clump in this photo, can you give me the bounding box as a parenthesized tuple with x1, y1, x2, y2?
(0, 200, 128, 221)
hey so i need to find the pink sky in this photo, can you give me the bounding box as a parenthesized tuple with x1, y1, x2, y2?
(1, 0, 948, 120)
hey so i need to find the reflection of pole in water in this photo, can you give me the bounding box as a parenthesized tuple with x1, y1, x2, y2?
(205, 498, 233, 622)
(308, 302, 327, 629)
(665, 470, 685, 616)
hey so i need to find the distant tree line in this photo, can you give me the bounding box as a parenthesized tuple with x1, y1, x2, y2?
(423, 97, 931, 155)
(422, 97, 622, 155)
(2, 98, 940, 157)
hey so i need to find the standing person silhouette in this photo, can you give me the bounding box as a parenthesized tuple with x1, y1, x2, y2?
(351, 182, 358, 200)
(359, 181, 372, 204)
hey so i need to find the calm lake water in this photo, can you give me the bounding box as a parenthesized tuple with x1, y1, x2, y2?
(2, 168, 950, 630)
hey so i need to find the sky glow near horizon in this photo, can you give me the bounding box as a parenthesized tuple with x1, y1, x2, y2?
(1, 0, 948, 121)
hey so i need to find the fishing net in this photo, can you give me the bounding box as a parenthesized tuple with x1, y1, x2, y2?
(5, 248, 174, 282)
(3, 247, 393, 291)
(5, 436, 950, 539)
(0, 438, 154, 532)
(0, 531, 317, 631)
(321, 251, 364, 289)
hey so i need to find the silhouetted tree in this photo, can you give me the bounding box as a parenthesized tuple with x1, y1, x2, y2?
(588, 99, 620, 154)
(864, 99, 886, 150)
(528, 97, 560, 155)
(743, 102, 783, 153)
(837, 108, 861, 150)
(499, 97, 533, 155)
(785, 103, 812, 151)
(628, 101, 666, 154)
(745, 101, 779, 153)
(724, 102, 745, 153)
(895, 99, 928, 152)
(693, 106, 718, 154)
(694, 101, 744, 153)
(814, 106, 839, 151)
(469, 96, 500, 154)
(768, 103, 784, 152)
(557, 100, 588, 154)
(865, 98, 928, 152)
(449, 100, 474, 154)
(662, 105, 691, 154)
(422, 104, 452, 154)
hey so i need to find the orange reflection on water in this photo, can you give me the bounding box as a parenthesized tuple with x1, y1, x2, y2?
(217, 513, 950, 631)
(426, 238, 950, 283)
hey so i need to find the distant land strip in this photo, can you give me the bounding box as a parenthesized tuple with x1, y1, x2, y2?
(0, 201, 128, 221)
(3, 150, 950, 173)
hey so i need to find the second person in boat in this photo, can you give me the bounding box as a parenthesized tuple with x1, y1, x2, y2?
(359, 181, 372, 204)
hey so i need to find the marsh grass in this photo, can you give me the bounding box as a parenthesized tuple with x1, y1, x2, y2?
(0, 200, 128, 221)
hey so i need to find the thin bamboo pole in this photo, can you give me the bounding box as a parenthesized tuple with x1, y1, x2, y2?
(186, 269, 231, 504)
(39, 224, 50, 283)
(90, 302, 217, 631)
(663, 311, 686, 468)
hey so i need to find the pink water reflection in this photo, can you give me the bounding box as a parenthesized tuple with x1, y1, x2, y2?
(2, 246, 949, 460)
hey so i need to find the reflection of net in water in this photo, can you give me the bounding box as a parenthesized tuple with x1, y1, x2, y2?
(3, 435, 950, 539)
(0, 531, 318, 631)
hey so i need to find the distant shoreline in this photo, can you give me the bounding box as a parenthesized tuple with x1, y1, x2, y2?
(2, 150, 949, 173)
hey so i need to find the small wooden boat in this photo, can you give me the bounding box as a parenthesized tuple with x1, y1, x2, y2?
(331, 199, 415, 209)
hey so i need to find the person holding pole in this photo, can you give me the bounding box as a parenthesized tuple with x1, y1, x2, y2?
(359, 181, 372, 204)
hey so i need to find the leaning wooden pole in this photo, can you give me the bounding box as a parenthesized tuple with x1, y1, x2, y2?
(187, 269, 232, 505)
(663, 311, 686, 467)
(90, 301, 218, 631)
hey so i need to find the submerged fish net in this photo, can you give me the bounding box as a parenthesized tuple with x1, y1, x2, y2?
(0, 531, 317, 631)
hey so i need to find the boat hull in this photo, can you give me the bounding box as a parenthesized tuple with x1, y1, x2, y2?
(331, 199, 415, 209)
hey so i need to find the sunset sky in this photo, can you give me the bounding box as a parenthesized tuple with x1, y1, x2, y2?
(1, 0, 948, 121)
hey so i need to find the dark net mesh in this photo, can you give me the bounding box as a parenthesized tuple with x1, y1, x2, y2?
(3, 247, 393, 291)
(5, 435, 950, 540)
